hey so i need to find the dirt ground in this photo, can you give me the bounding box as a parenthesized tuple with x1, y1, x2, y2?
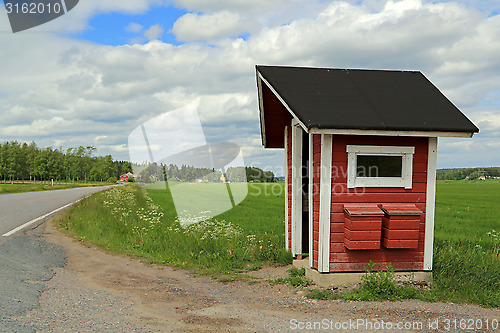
(38, 221, 499, 332)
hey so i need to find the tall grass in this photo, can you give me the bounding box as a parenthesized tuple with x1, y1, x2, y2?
(56, 184, 291, 275)
(429, 180, 500, 307)
(430, 242, 500, 307)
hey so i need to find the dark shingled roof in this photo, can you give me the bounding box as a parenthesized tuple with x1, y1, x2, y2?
(257, 65, 478, 148)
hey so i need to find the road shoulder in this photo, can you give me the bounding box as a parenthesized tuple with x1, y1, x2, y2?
(9, 221, 500, 332)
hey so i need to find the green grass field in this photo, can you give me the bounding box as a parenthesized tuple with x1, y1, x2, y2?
(55, 180, 500, 307)
(431, 180, 500, 307)
(435, 180, 500, 248)
(146, 182, 285, 235)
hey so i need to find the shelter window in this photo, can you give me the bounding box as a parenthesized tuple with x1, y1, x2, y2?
(346, 145, 415, 189)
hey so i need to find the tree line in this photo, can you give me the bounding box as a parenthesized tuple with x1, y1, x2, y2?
(437, 167, 500, 180)
(135, 163, 276, 183)
(0, 141, 132, 183)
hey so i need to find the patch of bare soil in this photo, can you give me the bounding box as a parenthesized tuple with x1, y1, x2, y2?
(43, 222, 499, 332)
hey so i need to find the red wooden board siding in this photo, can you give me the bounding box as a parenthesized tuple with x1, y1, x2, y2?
(329, 135, 429, 272)
(331, 241, 425, 252)
(312, 134, 321, 270)
(286, 125, 292, 251)
(330, 262, 424, 271)
(331, 223, 344, 233)
(330, 251, 424, 263)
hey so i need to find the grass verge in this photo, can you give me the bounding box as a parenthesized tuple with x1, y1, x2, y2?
(55, 184, 292, 276)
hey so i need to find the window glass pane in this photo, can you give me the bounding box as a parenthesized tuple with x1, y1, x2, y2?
(357, 155, 403, 177)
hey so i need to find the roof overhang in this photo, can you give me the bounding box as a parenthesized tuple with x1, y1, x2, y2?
(257, 72, 293, 148)
(308, 128, 474, 138)
(257, 65, 478, 148)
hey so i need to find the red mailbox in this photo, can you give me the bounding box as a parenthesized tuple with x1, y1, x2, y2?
(381, 204, 422, 249)
(343, 204, 384, 250)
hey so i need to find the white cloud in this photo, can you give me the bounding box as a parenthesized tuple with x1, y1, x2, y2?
(95, 135, 109, 141)
(125, 23, 144, 33)
(172, 11, 242, 41)
(0, 117, 71, 136)
(144, 24, 164, 40)
(173, 0, 271, 12)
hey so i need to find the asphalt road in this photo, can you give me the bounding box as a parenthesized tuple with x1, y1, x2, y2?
(0, 185, 116, 332)
(0, 185, 115, 238)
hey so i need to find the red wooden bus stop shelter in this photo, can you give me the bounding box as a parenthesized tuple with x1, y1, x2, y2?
(256, 65, 478, 279)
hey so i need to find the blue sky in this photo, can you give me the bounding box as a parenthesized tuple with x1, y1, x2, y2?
(1, 0, 500, 175)
(72, 5, 187, 45)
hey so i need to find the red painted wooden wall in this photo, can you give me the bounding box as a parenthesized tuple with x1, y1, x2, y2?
(329, 135, 429, 272)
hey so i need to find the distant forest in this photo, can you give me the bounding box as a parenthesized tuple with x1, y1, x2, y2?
(135, 163, 276, 183)
(437, 167, 500, 180)
(4, 140, 495, 184)
(0, 141, 132, 183)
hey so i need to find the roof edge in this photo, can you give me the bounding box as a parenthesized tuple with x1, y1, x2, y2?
(308, 128, 475, 138)
(256, 64, 422, 74)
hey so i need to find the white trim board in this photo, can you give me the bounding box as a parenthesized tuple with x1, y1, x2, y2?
(309, 128, 474, 138)
(346, 145, 414, 189)
(318, 134, 332, 272)
(346, 145, 415, 154)
(284, 126, 289, 251)
(291, 122, 303, 256)
(424, 137, 438, 271)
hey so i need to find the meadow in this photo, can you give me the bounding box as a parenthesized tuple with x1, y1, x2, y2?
(431, 180, 500, 307)
(55, 180, 500, 307)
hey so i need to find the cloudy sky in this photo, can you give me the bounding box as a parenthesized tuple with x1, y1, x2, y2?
(0, 0, 499, 175)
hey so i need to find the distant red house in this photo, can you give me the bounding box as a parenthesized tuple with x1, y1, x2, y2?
(120, 172, 135, 181)
(256, 65, 478, 274)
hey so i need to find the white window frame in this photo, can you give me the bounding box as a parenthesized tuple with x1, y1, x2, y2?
(346, 145, 415, 189)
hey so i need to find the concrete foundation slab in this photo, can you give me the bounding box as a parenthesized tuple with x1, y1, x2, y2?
(293, 258, 432, 288)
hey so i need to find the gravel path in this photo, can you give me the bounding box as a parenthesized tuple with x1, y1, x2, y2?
(14, 267, 158, 332)
(1, 221, 499, 332)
